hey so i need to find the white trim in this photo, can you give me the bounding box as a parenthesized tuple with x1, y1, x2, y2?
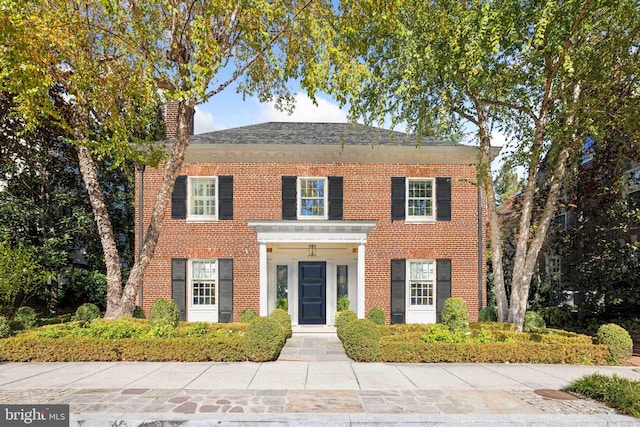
(357, 243, 366, 319)
(297, 177, 328, 220)
(187, 176, 218, 221)
(405, 259, 436, 324)
(259, 243, 268, 316)
(405, 177, 435, 222)
(248, 220, 376, 243)
(187, 258, 218, 322)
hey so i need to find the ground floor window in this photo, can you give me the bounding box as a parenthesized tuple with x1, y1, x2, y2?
(190, 260, 217, 305)
(408, 260, 434, 307)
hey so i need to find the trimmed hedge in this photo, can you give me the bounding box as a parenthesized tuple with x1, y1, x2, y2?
(380, 338, 608, 364)
(239, 309, 258, 323)
(0, 336, 246, 362)
(244, 317, 285, 362)
(341, 318, 380, 362)
(271, 309, 292, 339)
(366, 307, 386, 325)
(335, 310, 357, 338)
(597, 323, 633, 364)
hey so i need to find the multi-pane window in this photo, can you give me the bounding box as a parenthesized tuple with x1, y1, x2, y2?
(191, 260, 216, 305)
(627, 167, 640, 195)
(408, 260, 434, 306)
(407, 178, 435, 220)
(546, 255, 562, 283)
(298, 178, 327, 219)
(189, 177, 217, 219)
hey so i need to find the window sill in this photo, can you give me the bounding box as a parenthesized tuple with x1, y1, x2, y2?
(186, 217, 219, 223)
(404, 218, 436, 224)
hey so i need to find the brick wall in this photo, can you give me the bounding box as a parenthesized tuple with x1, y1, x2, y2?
(137, 160, 485, 322)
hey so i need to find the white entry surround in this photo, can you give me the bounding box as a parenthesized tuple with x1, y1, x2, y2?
(248, 221, 376, 324)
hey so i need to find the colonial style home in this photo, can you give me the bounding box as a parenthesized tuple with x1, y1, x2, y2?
(136, 112, 490, 325)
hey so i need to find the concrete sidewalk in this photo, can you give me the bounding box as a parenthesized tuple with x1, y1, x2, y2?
(1, 332, 639, 426)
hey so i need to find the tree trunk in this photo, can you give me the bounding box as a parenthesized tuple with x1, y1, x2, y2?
(76, 144, 124, 317)
(476, 109, 508, 321)
(108, 101, 196, 318)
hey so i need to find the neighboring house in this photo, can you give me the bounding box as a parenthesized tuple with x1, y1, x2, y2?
(136, 109, 490, 325)
(539, 136, 640, 310)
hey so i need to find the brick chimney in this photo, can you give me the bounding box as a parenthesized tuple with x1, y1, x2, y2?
(165, 100, 194, 139)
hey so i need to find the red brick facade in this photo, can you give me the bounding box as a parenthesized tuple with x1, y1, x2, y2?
(137, 141, 487, 323)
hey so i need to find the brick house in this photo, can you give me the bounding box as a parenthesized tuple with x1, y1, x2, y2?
(136, 114, 489, 325)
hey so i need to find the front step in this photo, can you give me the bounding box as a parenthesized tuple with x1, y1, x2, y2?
(292, 325, 337, 334)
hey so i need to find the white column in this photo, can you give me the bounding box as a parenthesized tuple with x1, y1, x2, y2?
(357, 243, 366, 319)
(259, 242, 268, 316)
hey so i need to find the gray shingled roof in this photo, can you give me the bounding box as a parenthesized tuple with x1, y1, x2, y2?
(189, 122, 459, 147)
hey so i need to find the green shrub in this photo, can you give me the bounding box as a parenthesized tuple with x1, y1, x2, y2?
(75, 303, 101, 322)
(133, 306, 146, 319)
(597, 323, 633, 364)
(337, 295, 350, 312)
(14, 307, 38, 330)
(148, 324, 177, 338)
(538, 306, 572, 328)
(183, 322, 210, 338)
(0, 316, 11, 338)
(340, 318, 380, 362)
(239, 309, 258, 323)
(421, 324, 467, 343)
(335, 309, 357, 339)
(149, 298, 180, 328)
(243, 317, 285, 362)
(524, 311, 546, 332)
(82, 318, 148, 339)
(478, 306, 498, 322)
(366, 307, 386, 325)
(566, 374, 640, 417)
(270, 308, 292, 339)
(441, 298, 469, 333)
(276, 298, 288, 311)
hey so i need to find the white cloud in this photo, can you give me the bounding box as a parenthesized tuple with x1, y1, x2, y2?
(257, 92, 349, 123)
(193, 106, 227, 134)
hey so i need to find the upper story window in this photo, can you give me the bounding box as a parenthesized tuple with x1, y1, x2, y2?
(298, 177, 327, 219)
(189, 177, 217, 219)
(171, 175, 233, 221)
(582, 136, 595, 164)
(407, 178, 435, 221)
(627, 167, 640, 195)
(546, 254, 562, 283)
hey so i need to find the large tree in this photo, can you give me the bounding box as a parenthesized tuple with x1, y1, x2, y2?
(1, 0, 352, 318)
(332, 0, 640, 330)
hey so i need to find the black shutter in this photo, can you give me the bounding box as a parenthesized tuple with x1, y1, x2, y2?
(171, 258, 187, 321)
(390, 259, 406, 324)
(282, 176, 297, 220)
(436, 177, 452, 221)
(328, 176, 343, 220)
(391, 177, 406, 220)
(172, 176, 187, 219)
(218, 176, 233, 220)
(436, 259, 452, 322)
(218, 259, 233, 323)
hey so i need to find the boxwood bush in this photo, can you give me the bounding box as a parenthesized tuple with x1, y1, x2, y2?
(14, 307, 38, 330)
(149, 298, 180, 328)
(340, 318, 380, 362)
(366, 307, 386, 325)
(524, 310, 546, 332)
(478, 306, 498, 322)
(270, 308, 292, 339)
(597, 323, 633, 364)
(239, 309, 258, 323)
(441, 298, 469, 333)
(243, 317, 285, 362)
(0, 316, 11, 339)
(335, 309, 357, 339)
(74, 303, 101, 322)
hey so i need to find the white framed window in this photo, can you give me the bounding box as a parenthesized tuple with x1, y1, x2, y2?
(553, 211, 567, 232)
(189, 259, 217, 306)
(188, 177, 217, 220)
(626, 167, 640, 196)
(298, 177, 327, 219)
(407, 260, 435, 307)
(406, 178, 435, 221)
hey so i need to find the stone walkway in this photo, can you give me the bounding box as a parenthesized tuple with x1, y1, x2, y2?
(277, 329, 350, 362)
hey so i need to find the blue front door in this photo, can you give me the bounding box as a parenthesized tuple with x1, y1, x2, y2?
(298, 262, 326, 324)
